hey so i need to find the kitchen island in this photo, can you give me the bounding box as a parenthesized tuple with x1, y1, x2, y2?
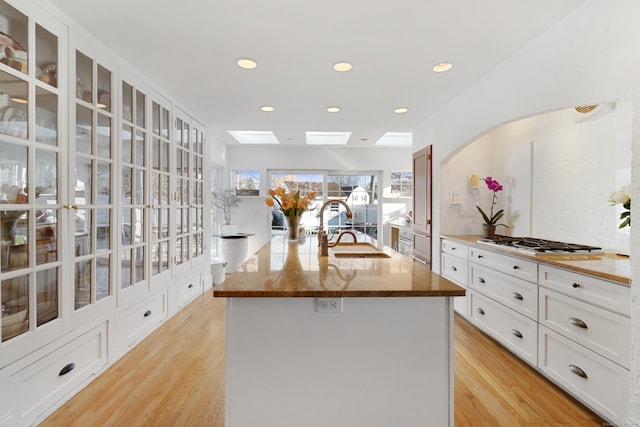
(213, 234, 465, 427)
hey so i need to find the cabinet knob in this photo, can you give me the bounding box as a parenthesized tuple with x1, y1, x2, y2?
(63, 204, 78, 210)
(477, 255, 484, 259)
(476, 307, 485, 315)
(572, 282, 581, 288)
(188, 283, 194, 289)
(569, 364, 588, 379)
(512, 292, 523, 300)
(511, 329, 523, 339)
(451, 266, 457, 272)
(569, 317, 588, 329)
(478, 277, 486, 284)
(513, 265, 520, 270)
(59, 362, 76, 376)
(144, 310, 152, 317)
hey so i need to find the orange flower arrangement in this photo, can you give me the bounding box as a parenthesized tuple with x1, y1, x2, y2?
(266, 187, 316, 240)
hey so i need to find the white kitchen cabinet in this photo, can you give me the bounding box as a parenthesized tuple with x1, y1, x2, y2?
(469, 290, 538, 366)
(441, 239, 468, 318)
(0, 1, 209, 424)
(538, 326, 629, 425)
(468, 246, 538, 283)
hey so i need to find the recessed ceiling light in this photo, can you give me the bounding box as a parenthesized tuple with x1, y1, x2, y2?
(227, 130, 279, 144)
(375, 132, 413, 146)
(305, 131, 352, 145)
(432, 62, 453, 73)
(394, 107, 409, 114)
(333, 62, 352, 72)
(326, 106, 341, 113)
(237, 58, 257, 69)
(260, 105, 275, 112)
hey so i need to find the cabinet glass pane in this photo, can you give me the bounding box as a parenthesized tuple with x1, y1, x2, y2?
(75, 258, 91, 309)
(96, 162, 110, 204)
(175, 237, 182, 265)
(75, 156, 92, 204)
(121, 167, 132, 203)
(1, 273, 29, 341)
(133, 169, 144, 205)
(183, 122, 190, 149)
(121, 125, 132, 163)
(35, 87, 57, 145)
(160, 209, 169, 238)
(134, 246, 144, 282)
(96, 113, 111, 158)
(151, 242, 159, 275)
(36, 209, 56, 265)
(152, 102, 160, 136)
(36, 267, 58, 326)
(133, 208, 143, 244)
(162, 108, 169, 138)
(0, 71, 28, 139)
(175, 118, 182, 145)
(161, 141, 169, 172)
(75, 51, 92, 102)
(121, 249, 132, 289)
(161, 175, 169, 205)
(135, 129, 144, 167)
(151, 172, 159, 205)
(96, 208, 110, 250)
(152, 137, 160, 170)
(122, 82, 133, 122)
(121, 208, 132, 245)
(35, 148, 57, 203)
(36, 24, 57, 88)
(176, 147, 182, 171)
(96, 254, 109, 300)
(97, 65, 111, 112)
(0, 141, 27, 200)
(0, 5, 27, 74)
(135, 90, 145, 128)
(2, 211, 28, 271)
(160, 241, 169, 271)
(76, 209, 91, 253)
(75, 105, 92, 154)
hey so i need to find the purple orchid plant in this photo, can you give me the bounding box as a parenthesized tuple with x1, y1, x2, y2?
(476, 177, 509, 228)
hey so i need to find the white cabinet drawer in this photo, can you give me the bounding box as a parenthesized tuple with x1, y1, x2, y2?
(538, 326, 629, 425)
(453, 292, 469, 319)
(11, 323, 108, 423)
(441, 253, 468, 286)
(441, 240, 467, 259)
(539, 288, 630, 368)
(469, 247, 537, 283)
(413, 232, 430, 263)
(469, 263, 537, 320)
(398, 228, 413, 241)
(469, 290, 537, 366)
(178, 275, 203, 308)
(539, 265, 630, 316)
(127, 288, 168, 346)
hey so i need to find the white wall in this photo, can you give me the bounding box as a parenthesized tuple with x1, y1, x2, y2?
(224, 145, 412, 255)
(414, 1, 640, 424)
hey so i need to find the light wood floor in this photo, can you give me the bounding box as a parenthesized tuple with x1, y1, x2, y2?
(41, 293, 606, 427)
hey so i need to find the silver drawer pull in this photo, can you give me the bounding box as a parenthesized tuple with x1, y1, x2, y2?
(572, 282, 581, 288)
(511, 329, 523, 338)
(476, 308, 485, 315)
(451, 266, 457, 272)
(569, 317, 588, 329)
(478, 277, 486, 283)
(569, 364, 588, 379)
(512, 292, 523, 300)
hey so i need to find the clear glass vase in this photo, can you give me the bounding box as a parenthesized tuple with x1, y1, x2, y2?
(286, 214, 300, 243)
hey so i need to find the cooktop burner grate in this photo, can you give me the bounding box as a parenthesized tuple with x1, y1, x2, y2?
(478, 236, 602, 253)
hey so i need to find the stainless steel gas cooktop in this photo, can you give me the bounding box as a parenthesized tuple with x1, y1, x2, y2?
(477, 236, 603, 254)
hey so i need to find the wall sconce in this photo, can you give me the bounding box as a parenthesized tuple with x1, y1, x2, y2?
(469, 174, 481, 188)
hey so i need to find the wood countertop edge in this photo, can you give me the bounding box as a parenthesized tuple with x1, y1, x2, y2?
(441, 235, 630, 286)
(213, 289, 466, 298)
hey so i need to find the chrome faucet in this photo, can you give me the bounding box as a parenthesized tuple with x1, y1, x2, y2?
(318, 199, 353, 256)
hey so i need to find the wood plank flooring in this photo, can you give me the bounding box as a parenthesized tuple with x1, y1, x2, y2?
(41, 294, 606, 427)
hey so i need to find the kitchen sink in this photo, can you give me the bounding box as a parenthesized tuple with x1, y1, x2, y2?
(330, 242, 391, 258)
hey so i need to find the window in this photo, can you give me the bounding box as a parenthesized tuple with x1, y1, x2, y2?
(233, 169, 260, 196)
(387, 171, 413, 197)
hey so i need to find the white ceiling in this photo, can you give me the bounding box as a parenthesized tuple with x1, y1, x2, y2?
(49, 0, 585, 148)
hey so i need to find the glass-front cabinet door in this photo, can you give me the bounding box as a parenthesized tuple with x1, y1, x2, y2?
(70, 44, 116, 324)
(120, 78, 149, 301)
(173, 109, 205, 274)
(149, 98, 172, 286)
(0, 0, 67, 363)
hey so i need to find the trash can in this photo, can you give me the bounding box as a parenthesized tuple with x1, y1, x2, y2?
(211, 257, 227, 286)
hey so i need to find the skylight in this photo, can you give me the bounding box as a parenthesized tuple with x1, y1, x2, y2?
(228, 130, 280, 145)
(375, 132, 412, 146)
(305, 131, 352, 145)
